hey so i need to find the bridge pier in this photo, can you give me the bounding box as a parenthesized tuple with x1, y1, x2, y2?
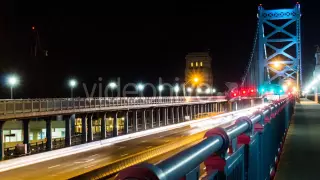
(156, 108, 161, 127)
(175, 107, 180, 123)
(23, 119, 30, 153)
(184, 106, 188, 119)
(113, 112, 118, 137)
(45, 118, 52, 151)
(132, 110, 138, 132)
(180, 106, 184, 121)
(101, 113, 107, 139)
(81, 116, 87, 143)
(193, 105, 196, 119)
(0, 121, 4, 160)
(170, 107, 174, 124)
(162, 107, 167, 126)
(87, 114, 93, 142)
(124, 111, 129, 134)
(65, 114, 74, 147)
(166, 107, 169, 124)
(189, 105, 193, 120)
(142, 110, 147, 130)
(148, 109, 154, 129)
(200, 104, 204, 114)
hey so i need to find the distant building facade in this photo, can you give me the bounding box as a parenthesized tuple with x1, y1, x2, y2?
(185, 52, 213, 88)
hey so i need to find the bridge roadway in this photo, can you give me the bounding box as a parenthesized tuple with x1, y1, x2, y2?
(0, 124, 221, 179)
(0, 105, 261, 180)
(276, 98, 320, 180)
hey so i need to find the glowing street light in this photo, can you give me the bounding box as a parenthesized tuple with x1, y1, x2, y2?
(69, 79, 77, 98)
(7, 75, 19, 99)
(174, 85, 180, 96)
(158, 85, 164, 97)
(205, 88, 211, 94)
(274, 61, 280, 68)
(187, 87, 193, 93)
(212, 88, 216, 93)
(193, 77, 199, 83)
(137, 83, 144, 96)
(108, 82, 117, 97)
(197, 88, 202, 94)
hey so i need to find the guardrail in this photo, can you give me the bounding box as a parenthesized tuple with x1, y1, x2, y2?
(0, 96, 225, 116)
(116, 97, 294, 180)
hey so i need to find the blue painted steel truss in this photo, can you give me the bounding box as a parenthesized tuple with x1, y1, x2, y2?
(257, 4, 302, 86)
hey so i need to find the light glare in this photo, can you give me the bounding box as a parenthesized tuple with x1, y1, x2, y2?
(8, 76, 18, 86)
(158, 85, 164, 91)
(69, 79, 77, 87)
(187, 87, 192, 93)
(137, 83, 144, 91)
(109, 82, 117, 89)
(205, 88, 211, 94)
(174, 85, 180, 93)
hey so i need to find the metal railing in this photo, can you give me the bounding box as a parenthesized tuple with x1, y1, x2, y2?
(116, 97, 294, 180)
(0, 96, 225, 116)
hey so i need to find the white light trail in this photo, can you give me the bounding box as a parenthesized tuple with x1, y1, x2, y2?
(0, 103, 268, 173)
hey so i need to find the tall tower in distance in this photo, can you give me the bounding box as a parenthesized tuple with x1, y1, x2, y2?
(184, 52, 213, 88)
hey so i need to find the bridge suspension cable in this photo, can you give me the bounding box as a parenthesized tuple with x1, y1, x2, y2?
(241, 18, 260, 87)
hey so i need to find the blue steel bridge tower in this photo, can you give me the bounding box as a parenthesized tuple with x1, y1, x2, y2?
(242, 3, 302, 91)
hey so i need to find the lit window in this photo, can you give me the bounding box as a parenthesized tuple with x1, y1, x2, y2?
(200, 62, 203, 66)
(191, 62, 193, 67)
(196, 62, 198, 67)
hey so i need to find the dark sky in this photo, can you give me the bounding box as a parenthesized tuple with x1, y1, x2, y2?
(0, 0, 318, 98)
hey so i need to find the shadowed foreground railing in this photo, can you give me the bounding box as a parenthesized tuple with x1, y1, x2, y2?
(116, 97, 294, 180)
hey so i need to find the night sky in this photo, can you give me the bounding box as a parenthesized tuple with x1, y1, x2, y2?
(0, 0, 318, 98)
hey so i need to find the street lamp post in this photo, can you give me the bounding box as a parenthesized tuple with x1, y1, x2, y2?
(69, 79, 77, 98)
(183, 77, 199, 96)
(108, 82, 117, 97)
(7, 75, 19, 99)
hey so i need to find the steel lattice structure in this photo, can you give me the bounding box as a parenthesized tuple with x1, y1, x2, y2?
(257, 4, 302, 87)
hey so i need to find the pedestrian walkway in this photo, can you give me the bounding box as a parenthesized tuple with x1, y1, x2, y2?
(276, 98, 320, 180)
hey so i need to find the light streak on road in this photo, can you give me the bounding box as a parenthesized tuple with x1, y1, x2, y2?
(0, 103, 268, 173)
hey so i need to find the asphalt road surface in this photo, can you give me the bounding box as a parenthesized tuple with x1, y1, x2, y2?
(0, 124, 212, 180)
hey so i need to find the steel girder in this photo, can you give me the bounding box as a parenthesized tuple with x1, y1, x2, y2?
(257, 4, 302, 86)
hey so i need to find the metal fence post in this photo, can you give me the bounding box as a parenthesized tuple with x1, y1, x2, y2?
(13, 101, 16, 114)
(22, 101, 25, 113)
